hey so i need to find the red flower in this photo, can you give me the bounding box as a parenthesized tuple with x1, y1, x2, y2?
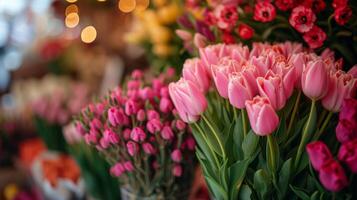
(332, 0, 348, 9)
(222, 31, 236, 44)
(253, 2, 276, 22)
(236, 23, 254, 40)
(301, 0, 326, 13)
(303, 26, 326, 49)
(319, 160, 349, 192)
(204, 10, 217, 26)
(289, 6, 316, 33)
(214, 5, 238, 30)
(338, 138, 357, 173)
(275, 0, 295, 11)
(334, 6, 352, 25)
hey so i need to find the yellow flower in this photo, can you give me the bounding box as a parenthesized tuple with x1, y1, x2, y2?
(149, 26, 172, 44)
(4, 184, 18, 200)
(141, 10, 160, 26)
(189, 7, 205, 20)
(153, 0, 167, 7)
(153, 43, 173, 57)
(157, 3, 182, 25)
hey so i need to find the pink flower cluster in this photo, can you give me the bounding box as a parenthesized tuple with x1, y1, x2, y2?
(32, 83, 90, 125)
(169, 42, 357, 136)
(76, 69, 195, 181)
(307, 98, 357, 192)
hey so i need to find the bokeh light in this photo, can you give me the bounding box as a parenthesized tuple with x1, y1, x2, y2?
(65, 4, 79, 16)
(65, 13, 80, 28)
(135, 0, 149, 11)
(66, 0, 78, 3)
(81, 26, 97, 43)
(118, 0, 136, 13)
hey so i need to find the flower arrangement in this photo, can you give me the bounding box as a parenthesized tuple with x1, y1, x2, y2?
(63, 123, 121, 200)
(75, 69, 196, 199)
(177, 0, 357, 67)
(32, 78, 90, 152)
(124, 0, 189, 70)
(169, 42, 357, 199)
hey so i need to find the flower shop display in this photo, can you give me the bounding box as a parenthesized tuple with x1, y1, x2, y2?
(169, 42, 357, 199)
(31, 152, 85, 200)
(31, 77, 90, 152)
(124, 0, 189, 70)
(177, 0, 357, 67)
(75, 69, 196, 199)
(63, 123, 121, 200)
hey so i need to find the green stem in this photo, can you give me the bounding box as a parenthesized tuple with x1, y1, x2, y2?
(317, 110, 328, 128)
(241, 109, 248, 138)
(314, 112, 333, 140)
(327, 14, 334, 36)
(268, 135, 277, 173)
(286, 91, 301, 138)
(295, 101, 316, 169)
(202, 115, 226, 158)
(193, 123, 220, 167)
(234, 107, 238, 120)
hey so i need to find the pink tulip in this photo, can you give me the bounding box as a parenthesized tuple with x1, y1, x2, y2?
(136, 109, 146, 121)
(90, 118, 102, 130)
(172, 164, 183, 177)
(99, 137, 110, 149)
(211, 58, 241, 98)
(103, 129, 119, 144)
(122, 128, 131, 140)
(182, 58, 211, 93)
(176, 29, 192, 41)
(289, 53, 306, 89)
(338, 138, 357, 173)
(159, 97, 173, 113)
(130, 127, 146, 142)
(125, 99, 139, 115)
(199, 44, 226, 73)
(339, 98, 357, 121)
(161, 126, 174, 140)
(175, 120, 186, 131)
(126, 141, 139, 156)
(301, 60, 329, 100)
(185, 137, 196, 150)
(169, 78, 207, 123)
(160, 87, 170, 98)
(257, 72, 287, 110)
(322, 71, 356, 112)
(336, 119, 357, 143)
(142, 142, 156, 155)
(273, 62, 297, 98)
(319, 160, 348, 192)
(171, 149, 182, 162)
(147, 110, 160, 120)
(110, 163, 125, 177)
(306, 141, 333, 171)
(84, 131, 98, 144)
(108, 107, 119, 127)
(249, 55, 274, 76)
(123, 161, 134, 172)
(139, 87, 154, 100)
(193, 33, 208, 48)
(245, 96, 279, 136)
(228, 72, 256, 109)
(146, 119, 163, 134)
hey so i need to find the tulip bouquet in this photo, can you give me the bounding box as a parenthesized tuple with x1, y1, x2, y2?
(169, 42, 357, 199)
(177, 0, 357, 67)
(75, 69, 196, 199)
(63, 123, 121, 200)
(124, 0, 189, 70)
(32, 79, 90, 152)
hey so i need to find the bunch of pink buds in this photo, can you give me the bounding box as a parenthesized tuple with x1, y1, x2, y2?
(75, 68, 195, 197)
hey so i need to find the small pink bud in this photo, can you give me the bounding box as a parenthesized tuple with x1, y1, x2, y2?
(160, 87, 170, 98)
(125, 99, 139, 115)
(124, 161, 134, 172)
(123, 129, 131, 140)
(136, 109, 146, 122)
(161, 126, 174, 140)
(142, 142, 156, 155)
(172, 164, 183, 177)
(103, 129, 119, 144)
(176, 29, 192, 41)
(110, 163, 125, 177)
(147, 110, 160, 120)
(185, 137, 196, 151)
(130, 127, 146, 142)
(193, 33, 207, 48)
(160, 98, 173, 113)
(146, 119, 163, 134)
(126, 141, 139, 156)
(99, 137, 110, 149)
(127, 80, 141, 91)
(171, 149, 182, 162)
(131, 69, 143, 79)
(108, 107, 119, 127)
(139, 87, 155, 100)
(75, 122, 86, 135)
(175, 120, 186, 131)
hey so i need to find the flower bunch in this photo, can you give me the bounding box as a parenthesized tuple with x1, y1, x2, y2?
(75, 69, 195, 198)
(125, 0, 188, 69)
(307, 98, 357, 192)
(177, 0, 357, 66)
(169, 42, 356, 199)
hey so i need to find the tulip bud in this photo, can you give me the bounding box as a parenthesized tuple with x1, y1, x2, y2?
(139, 87, 155, 100)
(175, 119, 186, 131)
(172, 164, 183, 177)
(137, 109, 146, 122)
(160, 87, 170, 98)
(228, 72, 256, 109)
(147, 119, 163, 134)
(159, 97, 174, 113)
(108, 107, 119, 127)
(142, 142, 156, 155)
(176, 29, 192, 41)
(130, 127, 147, 142)
(171, 149, 182, 162)
(126, 141, 139, 156)
(161, 126, 174, 140)
(103, 129, 119, 144)
(245, 96, 279, 136)
(122, 128, 131, 140)
(185, 137, 196, 151)
(301, 60, 329, 100)
(125, 99, 139, 115)
(131, 69, 143, 79)
(306, 141, 333, 171)
(319, 160, 348, 192)
(124, 161, 134, 172)
(193, 33, 208, 48)
(257, 72, 287, 110)
(147, 110, 160, 120)
(110, 163, 125, 177)
(182, 58, 211, 93)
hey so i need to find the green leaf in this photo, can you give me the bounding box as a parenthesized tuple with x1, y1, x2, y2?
(242, 130, 260, 159)
(233, 115, 244, 160)
(253, 169, 271, 199)
(278, 158, 292, 199)
(266, 136, 280, 174)
(275, 114, 287, 144)
(289, 185, 310, 200)
(296, 153, 309, 175)
(310, 191, 319, 200)
(200, 117, 224, 157)
(228, 159, 250, 199)
(239, 185, 252, 200)
(205, 175, 228, 200)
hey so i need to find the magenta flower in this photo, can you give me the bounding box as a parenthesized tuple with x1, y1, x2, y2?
(253, 2, 276, 22)
(171, 149, 182, 162)
(306, 141, 333, 171)
(338, 138, 357, 173)
(319, 160, 349, 192)
(130, 127, 146, 142)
